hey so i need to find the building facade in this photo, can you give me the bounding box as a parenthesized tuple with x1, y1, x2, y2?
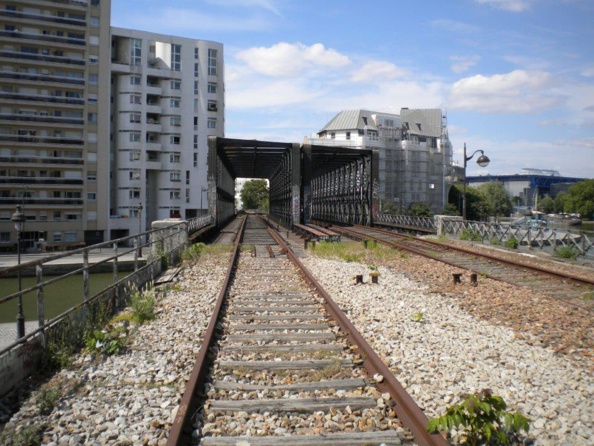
(109, 28, 224, 239)
(0, 0, 111, 249)
(307, 108, 453, 214)
(0, 0, 224, 250)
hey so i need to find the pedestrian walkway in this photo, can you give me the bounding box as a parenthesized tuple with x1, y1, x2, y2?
(0, 321, 39, 351)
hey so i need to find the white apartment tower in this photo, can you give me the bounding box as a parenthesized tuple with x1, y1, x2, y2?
(0, 0, 111, 249)
(309, 108, 453, 214)
(109, 29, 224, 239)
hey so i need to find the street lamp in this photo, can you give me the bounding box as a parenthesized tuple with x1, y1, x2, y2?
(138, 202, 143, 257)
(201, 187, 207, 215)
(11, 205, 26, 340)
(462, 143, 490, 220)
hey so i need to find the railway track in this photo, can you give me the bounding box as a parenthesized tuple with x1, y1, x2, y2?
(331, 224, 594, 311)
(168, 215, 447, 445)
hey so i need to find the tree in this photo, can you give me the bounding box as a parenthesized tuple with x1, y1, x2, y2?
(440, 203, 460, 216)
(563, 179, 594, 219)
(554, 191, 567, 213)
(406, 202, 433, 217)
(239, 179, 269, 210)
(537, 196, 555, 214)
(448, 184, 490, 221)
(477, 180, 513, 221)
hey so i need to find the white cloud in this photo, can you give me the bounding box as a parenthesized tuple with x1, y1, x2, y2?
(350, 61, 406, 83)
(235, 42, 351, 77)
(204, 0, 283, 16)
(449, 55, 480, 74)
(449, 70, 565, 113)
(472, 0, 535, 12)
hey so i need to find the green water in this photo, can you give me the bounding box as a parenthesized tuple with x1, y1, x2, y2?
(0, 273, 116, 324)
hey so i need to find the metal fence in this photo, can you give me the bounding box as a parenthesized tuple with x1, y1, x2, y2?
(375, 213, 594, 258)
(0, 215, 212, 395)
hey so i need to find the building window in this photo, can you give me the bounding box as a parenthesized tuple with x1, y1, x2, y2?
(64, 231, 77, 241)
(170, 80, 181, 90)
(193, 153, 198, 167)
(129, 190, 140, 199)
(88, 94, 98, 104)
(194, 117, 198, 130)
(87, 192, 96, 201)
(208, 49, 217, 75)
(170, 116, 181, 127)
(87, 211, 97, 221)
(53, 232, 62, 242)
(88, 113, 97, 123)
(89, 55, 99, 64)
(130, 151, 140, 161)
(194, 80, 199, 95)
(194, 62, 199, 77)
(170, 154, 181, 163)
(186, 170, 190, 185)
(88, 74, 98, 84)
(170, 172, 181, 182)
(170, 98, 180, 108)
(53, 211, 61, 221)
(130, 112, 141, 123)
(207, 118, 217, 129)
(130, 171, 141, 180)
(194, 47, 199, 59)
(130, 94, 141, 104)
(129, 132, 141, 142)
(88, 171, 97, 181)
(208, 82, 217, 93)
(330, 132, 335, 139)
(130, 75, 141, 85)
(207, 100, 217, 112)
(170, 191, 181, 200)
(170, 135, 181, 145)
(131, 38, 142, 66)
(90, 16, 100, 27)
(193, 134, 198, 149)
(171, 44, 181, 71)
(92, 0, 100, 6)
(346, 131, 351, 140)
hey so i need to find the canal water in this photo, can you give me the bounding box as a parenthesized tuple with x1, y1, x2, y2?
(0, 273, 116, 324)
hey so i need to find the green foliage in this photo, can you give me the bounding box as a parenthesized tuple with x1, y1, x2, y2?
(427, 389, 531, 446)
(0, 425, 43, 446)
(380, 200, 400, 214)
(129, 283, 156, 324)
(505, 236, 519, 249)
(553, 191, 567, 214)
(240, 179, 269, 210)
(554, 245, 579, 259)
(537, 196, 554, 214)
(407, 202, 434, 217)
(37, 387, 61, 415)
(563, 179, 594, 219)
(411, 312, 424, 322)
(182, 242, 206, 262)
(450, 184, 490, 221)
(85, 327, 126, 355)
(477, 181, 513, 221)
(489, 238, 501, 246)
(441, 203, 461, 216)
(460, 229, 483, 242)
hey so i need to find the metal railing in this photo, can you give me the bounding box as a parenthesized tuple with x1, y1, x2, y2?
(0, 215, 213, 358)
(375, 213, 436, 232)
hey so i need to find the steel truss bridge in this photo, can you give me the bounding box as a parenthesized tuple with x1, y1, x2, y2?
(207, 137, 379, 229)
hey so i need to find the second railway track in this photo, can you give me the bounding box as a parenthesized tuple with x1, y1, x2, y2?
(168, 215, 447, 445)
(330, 224, 594, 311)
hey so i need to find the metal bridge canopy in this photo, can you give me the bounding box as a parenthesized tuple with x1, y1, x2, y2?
(208, 137, 378, 228)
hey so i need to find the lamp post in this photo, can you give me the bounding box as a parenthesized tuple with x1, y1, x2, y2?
(462, 143, 490, 220)
(11, 205, 26, 340)
(201, 187, 207, 215)
(138, 202, 143, 257)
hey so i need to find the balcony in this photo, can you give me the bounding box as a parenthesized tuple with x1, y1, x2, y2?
(0, 9, 86, 27)
(0, 50, 85, 66)
(0, 155, 84, 166)
(0, 177, 84, 185)
(0, 134, 84, 146)
(0, 113, 83, 126)
(0, 91, 84, 106)
(0, 30, 86, 46)
(0, 71, 85, 86)
(0, 197, 84, 206)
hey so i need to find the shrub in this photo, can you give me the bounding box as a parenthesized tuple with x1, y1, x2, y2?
(427, 389, 530, 446)
(554, 245, 579, 259)
(37, 388, 61, 415)
(505, 236, 519, 249)
(130, 284, 156, 324)
(85, 328, 126, 356)
(490, 238, 501, 246)
(460, 229, 483, 241)
(182, 242, 205, 262)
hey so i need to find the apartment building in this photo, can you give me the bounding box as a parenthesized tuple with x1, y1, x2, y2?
(0, 0, 225, 250)
(0, 0, 111, 250)
(308, 108, 453, 213)
(109, 28, 224, 240)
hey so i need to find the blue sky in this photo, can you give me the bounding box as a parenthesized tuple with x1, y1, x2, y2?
(111, 0, 594, 178)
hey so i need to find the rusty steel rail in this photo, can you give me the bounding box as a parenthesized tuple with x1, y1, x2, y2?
(266, 226, 448, 446)
(166, 216, 246, 446)
(354, 225, 594, 287)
